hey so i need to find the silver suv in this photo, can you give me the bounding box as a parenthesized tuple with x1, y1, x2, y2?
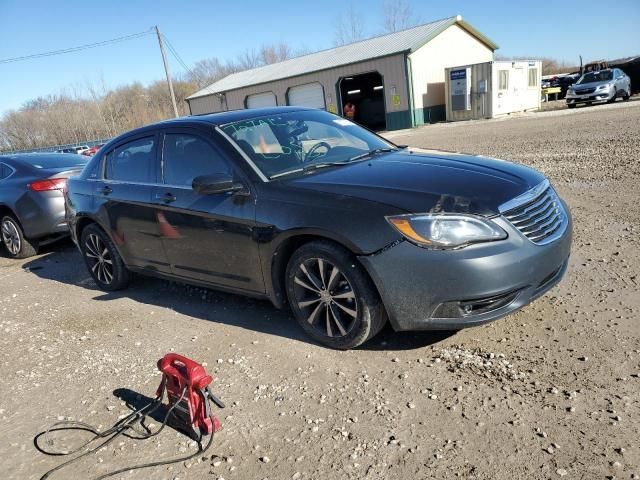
(566, 68, 632, 108)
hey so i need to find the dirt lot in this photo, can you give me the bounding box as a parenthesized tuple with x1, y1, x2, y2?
(1, 100, 639, 480)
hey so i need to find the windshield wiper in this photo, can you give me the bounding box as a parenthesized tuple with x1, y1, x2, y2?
(269, 149, 398, 180)
(269, 161, 353, 180)
(348, 147, 398, 162)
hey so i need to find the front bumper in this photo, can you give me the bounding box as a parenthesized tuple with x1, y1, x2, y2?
(566, 89, 613, 104)
(358, 213, 572, 331)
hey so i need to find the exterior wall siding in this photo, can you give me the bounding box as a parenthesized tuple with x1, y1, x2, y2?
(408, 25, 494, 124)
(188, 54, 410, 130)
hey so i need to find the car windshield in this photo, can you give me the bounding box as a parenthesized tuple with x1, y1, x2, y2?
(220, 110, 394, 179)
(577, 71, 613, 84)
(16, 154, 88, 169)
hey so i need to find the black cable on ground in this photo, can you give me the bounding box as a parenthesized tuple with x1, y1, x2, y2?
(36, 386, 215, 480)
(95, 423, 215, 480)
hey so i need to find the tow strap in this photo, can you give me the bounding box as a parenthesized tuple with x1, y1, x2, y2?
(36, 354, 224, 480)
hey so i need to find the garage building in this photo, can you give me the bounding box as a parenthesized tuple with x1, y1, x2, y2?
(186, 15, 498, 131)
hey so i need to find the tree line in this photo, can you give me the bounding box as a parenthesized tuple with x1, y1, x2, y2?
(0, 2, 574, 151)
(0, 1, 423, 152)
(0, 42, 296, 152)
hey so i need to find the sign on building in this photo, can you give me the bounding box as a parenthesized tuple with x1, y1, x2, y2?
(450, 68, 471, 111)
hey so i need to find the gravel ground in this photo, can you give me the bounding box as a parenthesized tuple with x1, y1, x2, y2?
(1, 99, 639, 480)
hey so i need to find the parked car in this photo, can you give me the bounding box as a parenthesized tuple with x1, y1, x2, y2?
(566, 68, 632, 108)
(74, 145, 90, 155)
(55, 148, 78, 154)
(82, 144, 105, 157)
(543, 73, 580, 99)
(0, 153, 88, 258)
(65, 107, 572, 349)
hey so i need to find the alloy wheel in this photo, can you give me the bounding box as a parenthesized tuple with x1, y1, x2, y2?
(292, 257, 358, 338)
(1, 219, 21, 255)
(84, 233, 114, 284)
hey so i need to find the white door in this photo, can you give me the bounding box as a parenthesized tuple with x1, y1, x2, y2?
(494, 68, 511, 116)
(287, 83, 325, 109)
(511, 67, 526, 111)
(246, 92, 277, 109)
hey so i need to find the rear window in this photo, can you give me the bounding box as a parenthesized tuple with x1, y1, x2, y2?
(13, 154, 88, 169)
(105, 136, 156, 183)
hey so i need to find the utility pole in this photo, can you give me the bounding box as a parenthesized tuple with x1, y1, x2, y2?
(155, 25, 179, 118)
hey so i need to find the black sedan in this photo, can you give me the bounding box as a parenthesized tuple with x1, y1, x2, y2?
(0, 153, 87, 258)
(65, 107, 572, 349)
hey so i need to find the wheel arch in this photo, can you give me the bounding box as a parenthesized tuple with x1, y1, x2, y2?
(0, 204, 19, 222)
(267, 229, 371, 309)
(74, 215, 127, 263)
(74, 215, 100, 241)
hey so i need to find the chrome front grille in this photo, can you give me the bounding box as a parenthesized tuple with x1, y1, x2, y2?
(501, 181, 567, 245)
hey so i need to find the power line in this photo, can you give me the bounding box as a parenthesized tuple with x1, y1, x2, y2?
(0, 28, 155, 65)
(161, 33, 199, 81)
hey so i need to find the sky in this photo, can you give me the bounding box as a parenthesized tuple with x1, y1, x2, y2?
(1, 0, 639, 115)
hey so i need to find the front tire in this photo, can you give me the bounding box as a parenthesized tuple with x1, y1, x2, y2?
(285, 240, 387, 349)
(607, 88, 617, 103)
(1, 215, 37, 258)
(80, 224, 129, 291)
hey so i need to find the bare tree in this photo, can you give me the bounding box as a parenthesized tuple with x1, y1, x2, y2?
(382, 0, 419, 33)
(237, 48, 261, 70)
(260, 42, 293, 65)
(333, 5, 365, 46)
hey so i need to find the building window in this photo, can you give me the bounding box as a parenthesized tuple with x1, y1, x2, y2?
(499, 70, 509, 91)
(528, 68, 538, 87)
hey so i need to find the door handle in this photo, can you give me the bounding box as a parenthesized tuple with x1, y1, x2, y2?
(99, 185, 112, 195)
(155, 192, 177, 204)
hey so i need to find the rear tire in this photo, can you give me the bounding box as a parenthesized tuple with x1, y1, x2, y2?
(1, 215, 37, 259)
(80, 224, 129, 291)
(623, 86, 631, 101)
(285, 240, 387, 349)
(567, 104, 576, 109)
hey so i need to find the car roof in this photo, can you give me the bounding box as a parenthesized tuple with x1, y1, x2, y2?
(116, 106, 315, 137)
(96, 106, 321, 154)
(585, 68, 613, 74)
(188, 106, 314, 125)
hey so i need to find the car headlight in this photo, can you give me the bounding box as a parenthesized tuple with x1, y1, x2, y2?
(597, 84, 610, 90)
(386, 214, 507, 249)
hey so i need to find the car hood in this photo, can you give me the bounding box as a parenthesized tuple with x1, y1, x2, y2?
(573, 80, 613, 89)
(283, 149, 546, 216)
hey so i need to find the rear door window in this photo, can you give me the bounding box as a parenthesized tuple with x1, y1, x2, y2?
(106, 136, 156, 183)
(162, 133, 231, 187)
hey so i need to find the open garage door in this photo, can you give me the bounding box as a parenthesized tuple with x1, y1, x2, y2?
(339, 72, 386, 131)
(288, 83, 325, 109)
(246, 92, 277, 109)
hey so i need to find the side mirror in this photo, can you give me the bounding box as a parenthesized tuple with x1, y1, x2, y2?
(192, 173, 246, 195)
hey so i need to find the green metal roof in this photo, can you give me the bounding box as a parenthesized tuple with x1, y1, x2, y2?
(187, 15, 498, 100)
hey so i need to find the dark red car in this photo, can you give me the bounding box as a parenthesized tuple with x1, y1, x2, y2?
(82, 144, 105, 157)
